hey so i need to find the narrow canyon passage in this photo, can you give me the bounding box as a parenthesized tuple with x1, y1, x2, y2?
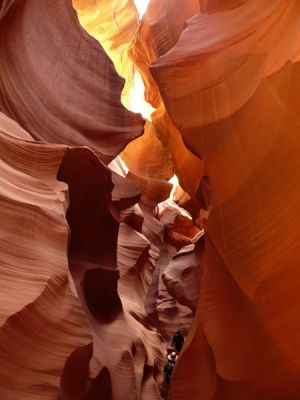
(1, 1, 300, 400)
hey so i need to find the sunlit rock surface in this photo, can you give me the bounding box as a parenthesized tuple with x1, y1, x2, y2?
(1, 0, 300, 399)
(151, 1, 300, 399)
(0, 0, 144, 163)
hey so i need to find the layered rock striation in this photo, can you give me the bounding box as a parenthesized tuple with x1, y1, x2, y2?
(1, 0, 300, 399)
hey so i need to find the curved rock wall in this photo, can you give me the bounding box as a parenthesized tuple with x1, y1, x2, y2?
(0, 113, 92, 399)
(1, 0, 300, 399)
(151, 1, 300, 398)
(0, 0, 144, 163)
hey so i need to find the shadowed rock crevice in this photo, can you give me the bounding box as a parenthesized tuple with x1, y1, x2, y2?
(83, 268, 122, 322)
(57, 147, 118, 272)
(88, 367, 113, 400)
(60, 343, 93, 400)
(57, 147, 123, 321)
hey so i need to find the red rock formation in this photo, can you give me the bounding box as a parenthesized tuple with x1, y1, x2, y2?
(0, 113, 92, 399)
(151, 1, 300, 398)
(162, 243, 204, 313)
(126, 0, 203, 194)
(2, 0, 300, 399)
(0, 0, 144, 163)
(0, 110, 174, 399)
(72, 0, 139, 107)
(57, 147, 168, 400)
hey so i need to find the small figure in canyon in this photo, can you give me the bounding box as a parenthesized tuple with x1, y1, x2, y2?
(164, 352, 177, 385)
(172, 331, 184, 352)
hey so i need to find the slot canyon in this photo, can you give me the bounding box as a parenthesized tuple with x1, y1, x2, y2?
(0, 0, 300, 399)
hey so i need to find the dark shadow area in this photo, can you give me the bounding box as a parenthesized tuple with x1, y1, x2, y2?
(84, 268, 122, 322)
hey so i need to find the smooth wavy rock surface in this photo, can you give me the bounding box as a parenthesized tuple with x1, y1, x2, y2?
(72, 0, 139, 110)
(151, 1, 300, 398)
(57, 148, 168, 400)
(162, 243, 204, 313)
(2, 0, 300, 399)
(0, 114, 92, 399)
(0, 112, 178, 400)
(0, 0, 144, 163)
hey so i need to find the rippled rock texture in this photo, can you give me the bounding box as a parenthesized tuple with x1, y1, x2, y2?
(1, 0, 300, 399)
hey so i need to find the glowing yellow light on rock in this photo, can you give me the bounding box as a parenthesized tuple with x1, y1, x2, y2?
(129, 70, 155, 121)
(168, 174, 179, 200)
(158, 174, 192, 221)
(127, 1, 154, 120)
(134, 0, 151, 19)
(169, 175, 179, 187)
(73, 1, 154, 121)
(108, 156, 129, 176)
